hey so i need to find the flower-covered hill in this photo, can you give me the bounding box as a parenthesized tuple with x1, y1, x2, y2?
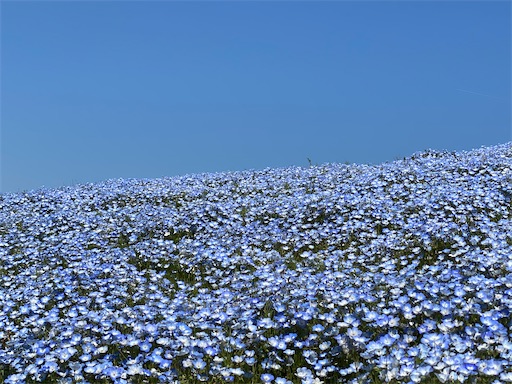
(1, 142, 512, 384)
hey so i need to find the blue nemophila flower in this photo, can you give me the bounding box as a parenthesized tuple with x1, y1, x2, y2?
(42, 360, 59, 373)
(126, 363, 144, 376)
(5, 373, 27, 383)
(204, 345, 219, 356)
(156, 337, 170, 346)
(296, 367, 313, 379)
(138, 340, 152, 353)
(58, 347, 77, 362)
(339, 314, 360, 328)
(268, 336, 287, 350)
(318, 341, 330, 351)
(379, 332, 399, 347)
(478, 359, 504, 376)
(193, 359, 206, 370)
(410, 365, 433, 383)
(227, 367, 242, 376)
(182, 359, 193, 368)
(2, 143, 512, 383)
(421, 333, 450, 349)
(104, 366, 124, 380)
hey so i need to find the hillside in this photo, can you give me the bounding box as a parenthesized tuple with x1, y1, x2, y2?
(1, 143, 512, 383)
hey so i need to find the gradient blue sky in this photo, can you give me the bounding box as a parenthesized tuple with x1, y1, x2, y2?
(1, 1, 511, 193)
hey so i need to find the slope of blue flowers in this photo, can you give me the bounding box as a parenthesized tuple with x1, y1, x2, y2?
(1, 143, 512, 384)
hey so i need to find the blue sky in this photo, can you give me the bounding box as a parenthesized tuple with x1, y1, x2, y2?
(1, 1, 510, 193)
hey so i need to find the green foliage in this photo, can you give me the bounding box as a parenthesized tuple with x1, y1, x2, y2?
(417, 238, 455, 268)
(116, 233, 130, 249)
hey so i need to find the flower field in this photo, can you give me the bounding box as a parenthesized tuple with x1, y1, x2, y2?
(1, 143, 512, 383)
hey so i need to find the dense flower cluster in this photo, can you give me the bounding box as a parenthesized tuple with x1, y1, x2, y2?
(1, 142, 512, 383)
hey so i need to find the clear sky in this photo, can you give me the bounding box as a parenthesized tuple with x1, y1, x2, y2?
(1, 1, 511, 193)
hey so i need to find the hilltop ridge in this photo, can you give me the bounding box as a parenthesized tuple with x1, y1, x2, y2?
(1, 142, 512, 383)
